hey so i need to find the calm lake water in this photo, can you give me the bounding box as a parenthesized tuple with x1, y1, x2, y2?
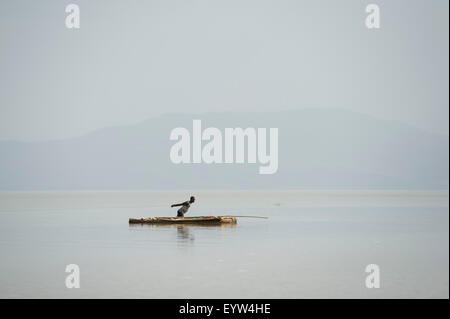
(0, 190, 448, 298)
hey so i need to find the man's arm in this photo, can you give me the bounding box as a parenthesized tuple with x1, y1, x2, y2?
(171, 201, 187, 207)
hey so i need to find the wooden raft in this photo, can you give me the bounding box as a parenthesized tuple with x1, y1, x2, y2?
(129, 216, 237, 225)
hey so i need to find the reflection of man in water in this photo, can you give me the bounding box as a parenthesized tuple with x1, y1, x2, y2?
(176, 226, 195, 243)
(177, 225, 191, 240)
(171, 196, 195, 217)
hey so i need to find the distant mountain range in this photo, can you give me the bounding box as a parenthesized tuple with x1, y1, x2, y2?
(0, 109, 448, 190)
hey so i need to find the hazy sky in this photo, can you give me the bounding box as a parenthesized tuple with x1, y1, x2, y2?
(0, 0, 448, 141)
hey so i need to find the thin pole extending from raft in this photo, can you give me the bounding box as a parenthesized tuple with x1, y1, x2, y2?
(222, 215, 268, 219)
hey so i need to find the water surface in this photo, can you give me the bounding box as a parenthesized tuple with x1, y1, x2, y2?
(0, 190, 448, 298)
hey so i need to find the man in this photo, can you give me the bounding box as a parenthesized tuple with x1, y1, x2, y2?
(171, 196, 195, 217)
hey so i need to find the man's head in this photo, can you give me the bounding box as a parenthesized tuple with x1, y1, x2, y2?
(190, 196, 195, 203)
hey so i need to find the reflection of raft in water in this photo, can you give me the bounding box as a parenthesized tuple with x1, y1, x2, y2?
(129, 216, 238, 225)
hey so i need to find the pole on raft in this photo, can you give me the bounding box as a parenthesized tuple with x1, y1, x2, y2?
(222, 215, 268, 219)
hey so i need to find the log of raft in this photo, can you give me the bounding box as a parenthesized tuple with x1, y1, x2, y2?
(129, 216, 237, 225)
